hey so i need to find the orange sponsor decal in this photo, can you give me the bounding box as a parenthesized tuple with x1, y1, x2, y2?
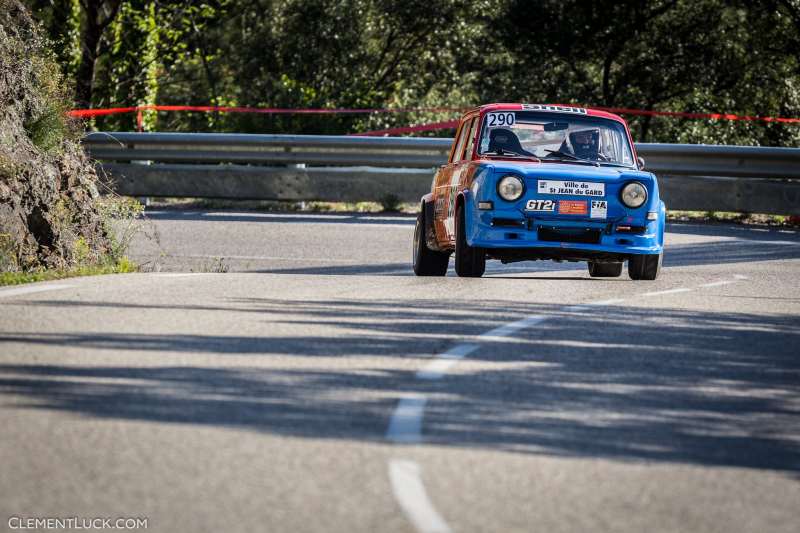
(558, 200, 588, 215)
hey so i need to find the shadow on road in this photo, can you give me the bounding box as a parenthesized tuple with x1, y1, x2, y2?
(134, 212, 800, 275)
(254, 237, 800, 276)
(1, 298, 798, 474)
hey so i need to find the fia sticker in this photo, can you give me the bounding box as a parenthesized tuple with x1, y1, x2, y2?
(590, 200, 608, 219)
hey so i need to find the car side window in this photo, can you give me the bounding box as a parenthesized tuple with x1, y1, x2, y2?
(450, 120, 471, 163)
(462, 117, 479, 161)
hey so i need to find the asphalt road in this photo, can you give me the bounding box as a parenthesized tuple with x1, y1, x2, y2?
(1, 210, 799, 533)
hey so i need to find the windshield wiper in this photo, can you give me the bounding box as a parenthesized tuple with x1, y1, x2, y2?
(543, 149, 600, 166)
(597, 161, 634, 168)
(485, 149, 539, 160)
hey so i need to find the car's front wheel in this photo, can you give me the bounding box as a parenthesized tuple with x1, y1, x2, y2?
(628, 253, 662, 280)
(413, 208, 449, 276)
(588, 261, 623, 277)
(454, 204, 485, 277)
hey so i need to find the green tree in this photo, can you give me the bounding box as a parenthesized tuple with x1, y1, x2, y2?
(21, 0, 800, 145)
(99, 0, 160, 130)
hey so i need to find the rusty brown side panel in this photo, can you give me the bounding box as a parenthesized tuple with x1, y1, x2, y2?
(432, 164, 453, 249)
(432, 162, 482, 250)
(430, 111, 483, 251)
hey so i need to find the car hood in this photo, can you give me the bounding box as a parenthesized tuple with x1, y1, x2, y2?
(478, 161, 654, 183)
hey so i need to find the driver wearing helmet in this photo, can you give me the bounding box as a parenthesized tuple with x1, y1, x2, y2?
(569, 129, 601, 160)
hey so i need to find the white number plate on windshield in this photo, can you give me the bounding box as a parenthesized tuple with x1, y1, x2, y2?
(537, 180, 605, 197)
(486, 112, 515, 128)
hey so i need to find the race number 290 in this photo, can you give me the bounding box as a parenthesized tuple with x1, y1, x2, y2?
(486, 112, 515, 127)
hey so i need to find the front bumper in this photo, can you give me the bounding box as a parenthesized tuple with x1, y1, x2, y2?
(465, 201, 664, 258)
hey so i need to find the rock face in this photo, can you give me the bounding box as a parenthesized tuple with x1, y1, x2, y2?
(0, 0, 110, 271)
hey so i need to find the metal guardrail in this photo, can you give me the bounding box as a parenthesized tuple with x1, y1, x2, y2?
(637, 143, 800, 179)
(84, 132, 800, 215)
(84, 132, 452, 167)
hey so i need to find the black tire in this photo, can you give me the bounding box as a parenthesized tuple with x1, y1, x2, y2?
(454, 204, 485, 277)
(588, 261, 623, 277)
(413, 208, 449, 276)
(628, 253, 662, 280)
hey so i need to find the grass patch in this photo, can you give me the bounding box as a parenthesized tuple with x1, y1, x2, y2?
(0, 195, 146, 286)
(0, 257, 137, 286)
(97, 195, 146, 260)
(24, 100, 69, 155)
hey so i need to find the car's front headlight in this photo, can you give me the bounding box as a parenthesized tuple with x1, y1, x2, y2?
(497, 175, 525, 202)
(620, 182, 648, 208)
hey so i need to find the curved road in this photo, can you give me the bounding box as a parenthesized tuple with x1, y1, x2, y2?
(1, 210, 799, 533)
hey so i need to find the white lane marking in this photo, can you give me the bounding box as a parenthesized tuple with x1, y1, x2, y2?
(586, 298, 626, 306)
(417, 344, 478, 380)
(197, 212, 413, 227)
(360, 216, 417, 222)
(476, 315, 547, 343)
(389, 460, 452, 533)
(0, 283, 75, 299)
(386, 395, 427, 444)
(699, 280, 737, 288)
(387, 274, 749, 533)
(737, 239, 800, 246)
(166, 254, 360, 263)
(150, 273, 210, 277)
(200, 211, 351, 220)
(734, 274, 750, 280)
(641, 287, 693, 297)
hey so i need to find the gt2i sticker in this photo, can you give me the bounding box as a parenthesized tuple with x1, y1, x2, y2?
(486, 112, 515, 128)
(525, 199, 555, 212)
(538, 180, 604, 197)
(559, 200, 588, 215)
(590, 200, 608, 219)
(521, 104, 587, 114)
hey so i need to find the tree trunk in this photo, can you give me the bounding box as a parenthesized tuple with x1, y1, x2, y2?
(74, 0, 121, 108)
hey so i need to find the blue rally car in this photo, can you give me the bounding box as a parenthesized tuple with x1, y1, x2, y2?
(413, 103, 665, 279)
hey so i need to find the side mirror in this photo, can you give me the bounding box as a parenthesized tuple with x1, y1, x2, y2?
(637, 156, 646, 170)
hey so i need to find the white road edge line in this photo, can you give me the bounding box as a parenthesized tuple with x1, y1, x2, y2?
(150, 273, 211, 277)
(641, 287, 693, 297)
(0, 283, 76, 299)
(389, 460, 452, 533)
(586, 298, 627, 306)
(167, 254, 362, 263)
(476, 315, 547, 343)
(386, 395, 427, 444)
(699, 280, 736, 288)
(417, 344, 478, 380)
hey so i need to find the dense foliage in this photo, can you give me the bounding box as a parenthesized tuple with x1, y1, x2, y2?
(21, 0, 800, 144)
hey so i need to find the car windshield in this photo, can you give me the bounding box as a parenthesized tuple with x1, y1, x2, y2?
(477, 110, 635, 166)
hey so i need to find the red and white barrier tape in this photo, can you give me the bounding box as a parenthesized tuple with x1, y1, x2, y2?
(67, 104, 800, 135)
(66, 105, 464, 119)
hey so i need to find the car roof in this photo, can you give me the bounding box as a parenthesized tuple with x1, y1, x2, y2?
(468, 103, 627, 124)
